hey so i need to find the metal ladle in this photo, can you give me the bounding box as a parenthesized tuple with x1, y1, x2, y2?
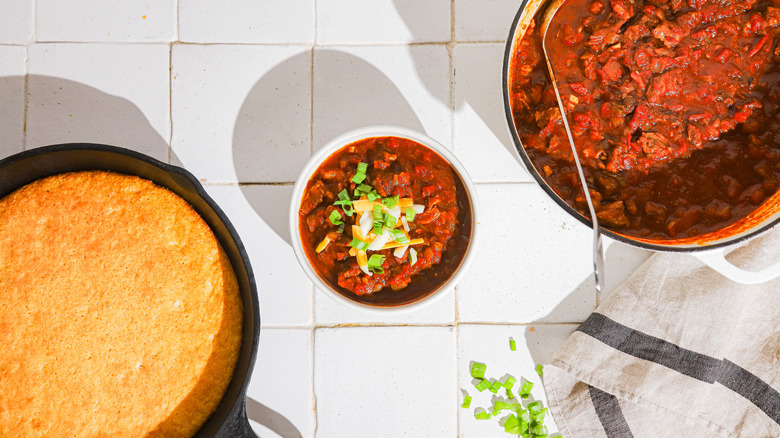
(541, 0, 606, 294)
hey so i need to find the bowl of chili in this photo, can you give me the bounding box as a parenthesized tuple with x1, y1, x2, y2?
(503, 0, 780, 283)
(290, 126, 478, 310)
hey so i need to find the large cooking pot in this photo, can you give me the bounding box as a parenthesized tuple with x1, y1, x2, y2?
(0, 144, 260, 437)
(502, 4, 780, 284)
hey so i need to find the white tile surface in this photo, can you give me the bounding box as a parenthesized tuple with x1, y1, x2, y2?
(26, 43, 170, 161)
(455, 0, 521, 42)
(457, 324, 575, 437)
(171, 44, 311, 183)
(314, 286, 455, 325)
(315, 326, 457, 437)
(317, 0, 451, 44)
(36, 0, 176, 42)
(0, 46, 26, 157)
(0, 0, 33, 43)
(179, 0, 315, 43)
(453, 43, 531, 183)
(246, 328, 313, 437)
(205, 184, 313, 327)
(457, 184, 596, 323)
(313, 45, 451, 151)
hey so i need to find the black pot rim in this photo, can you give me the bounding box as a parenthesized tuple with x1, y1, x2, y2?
(0, 143, 260, 436)
(501, 5, 780, 253)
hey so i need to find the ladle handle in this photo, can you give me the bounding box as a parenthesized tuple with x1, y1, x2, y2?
(694, 249, 780, 284)
(218, 398, 257, 438)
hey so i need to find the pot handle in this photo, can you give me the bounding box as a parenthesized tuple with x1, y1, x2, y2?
(218, 398, 257, 438)
(694, 249, 780, 285)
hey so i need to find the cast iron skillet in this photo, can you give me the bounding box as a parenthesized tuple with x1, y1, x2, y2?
(0, 143, 260, 437)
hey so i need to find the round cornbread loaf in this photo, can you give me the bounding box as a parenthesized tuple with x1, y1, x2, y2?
(0, 171, 243, 437)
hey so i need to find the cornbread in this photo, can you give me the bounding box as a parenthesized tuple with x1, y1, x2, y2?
(0, 171, 243, 437)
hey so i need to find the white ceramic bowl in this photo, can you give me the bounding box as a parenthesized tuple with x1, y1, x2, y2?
(289, 126, 479, 312)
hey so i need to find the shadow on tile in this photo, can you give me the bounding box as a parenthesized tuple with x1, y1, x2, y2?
(232, 49, 423, 246)
(246, 397, 302, 438)
(392, 0, 525, 167)
(523, 242, 652, 364)
(24, 75, 170, 162)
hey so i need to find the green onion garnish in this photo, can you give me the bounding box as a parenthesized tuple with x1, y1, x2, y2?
(475, 411, 491, 420)
(385, 215, 397, 229)
(510, 338, 517, 351)
(367, 254, 385, 268)
(351, 172, 366, 184)
(506, 388, 514, 399)
(489, 380, 502, 394)
(493, 400, 508, 412)
(350, 238, 369, 251)
(381, 195, 399, 208)
(337, 189, 350, 201)
(503, 376, 517, 389)
(328, 210, 342, 226)
(473, 379, 490, 392)
(520, 381, 534, 399)
(409, 248, 417, 266)
(518, 409, 531, 424)
(536, 364, 543, 376)
(354, 183, 373, 196)
(357, 162, 368, 174)
(527, 401, 542, 415)
(503, 414, 521, 434)
(461, 394, 472, 409)
(470, 363, 486, 379)
(367, 190, 381, 202)
(405, 207, 416, 222)
(533, 425, 548, 435)
(390, 229, 409, 244)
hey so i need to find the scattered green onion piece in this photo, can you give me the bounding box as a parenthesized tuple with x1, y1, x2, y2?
(350, 238, 369, 251)
(357, 183, 373, 194)
(527, 401, 542, 415)
(381, 195, 399, 208)
(536, 364, 544, 376)
(367, 190, 381, 201)
(489, 380, 502, 394)
(474, 379, 490, 392)
(503, 376, 517, 389)
(506, 388, 515, 398)
(351, 172, 366, 184)
(357, 162, 368, 174)
(533, 435, 547, 438)
(385, 215, 397, 228)
(462, 394, 472, 409)
(337, 189, 350, 201)
(470, 362, 487, 379)
(390, 229, 409, 244)
(493, 400, 509, 412)
(373, 225, 383, 236)
(409, 248, 417, 266)
(533, 425, 548, 435)
(328, 210, 343, 226)
(518, 409, 531, 424)
(520, 381, 534, 399)
(334, 200, 354, 216)
(510, 338, 517, 351)
(405, 207, 416, 222)
(504, 415, 521, 434)
(509, 403, 523, 413)
(337, 223, 345, 234)
(475, 411, 491, 420)
(367, 254, 385, 268)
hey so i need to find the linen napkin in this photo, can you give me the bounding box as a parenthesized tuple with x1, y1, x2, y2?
(545, 228, 780, 438)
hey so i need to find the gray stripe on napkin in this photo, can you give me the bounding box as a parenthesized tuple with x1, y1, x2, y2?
(578, 313, 780, 426)
(577, 313, 721, 382)
(588, 386, 634, 438)
(718, 359, 780, 425)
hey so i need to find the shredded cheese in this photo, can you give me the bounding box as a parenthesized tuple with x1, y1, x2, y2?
(316, 236, 330, 253)
(381, 238, 424, 250)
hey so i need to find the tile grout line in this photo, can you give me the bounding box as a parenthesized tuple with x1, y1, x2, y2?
(311, 1, 318, 436)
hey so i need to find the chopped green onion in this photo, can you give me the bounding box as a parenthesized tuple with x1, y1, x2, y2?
(470, 362, 487, 379)
(474, 379, 490, 392)
(504, 414, 521, 434)
(527, 401, 542, 415)
(337, 223, 345, 234)
(461, 394, 472, 409)
(409, 248, 417, 266)
(536, 364, 543, 376)
(510, 338, 517, 351)
(503, 376, 517, 389)
(509, 403, 523, 413)
(506, 388, 515, 399)
(489, 380, 502, 394)
(373, 224, 383, 236)
(384, 215, 397, 228)
(367, 254, 385, 268)
(405, 207, 416, 222)
(373, 204, 383, 216)
(337, 189, 350, 201)
(357, 162, 368, 174)
(381, 195, 399, 208)
(350, 238, 369, 251)
(367, 190, 381, 202)
(355, 183, 373, 196)
(351, 172, 366, 184)
(390, 229, 409, 244)
(493, 400, 509, 412)
(334, 199, 354, 216)
(328, 210, 343, 226)
(475, 411, 491, 420)
(518, 409, 531, 424)
(520, 381, 534, 399)
(533, 425, 548, 435)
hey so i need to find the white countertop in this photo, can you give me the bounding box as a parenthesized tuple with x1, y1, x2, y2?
(0, 1, 653, 436)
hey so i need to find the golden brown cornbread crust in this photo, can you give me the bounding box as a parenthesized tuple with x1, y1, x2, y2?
(0, 171, 243, 437)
